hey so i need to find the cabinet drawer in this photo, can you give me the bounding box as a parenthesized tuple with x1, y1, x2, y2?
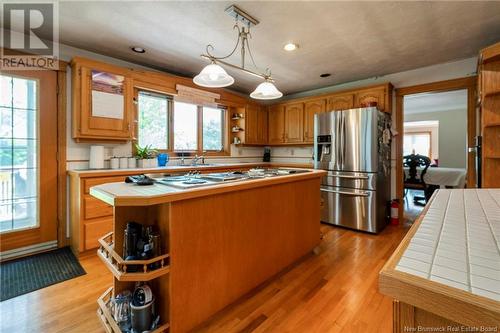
(84, 218, 113, 250)
(84, 176, 126, 194)
(84, 195, 113, 220)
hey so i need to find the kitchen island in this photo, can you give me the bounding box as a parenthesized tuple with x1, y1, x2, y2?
(379, 189, 500, 332)
(90, 168, 325, 332)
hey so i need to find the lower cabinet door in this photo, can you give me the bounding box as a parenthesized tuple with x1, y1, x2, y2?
(84, 218, 113, 250)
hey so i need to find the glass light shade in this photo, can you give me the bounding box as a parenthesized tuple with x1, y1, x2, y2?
(250, 81, 283, 100)
(193, 63, 234, 88)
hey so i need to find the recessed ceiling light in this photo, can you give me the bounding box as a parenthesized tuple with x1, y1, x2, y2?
(131, 46, 146, 54)
(283, 43, 298, 51)
(320, 73, 331, 78)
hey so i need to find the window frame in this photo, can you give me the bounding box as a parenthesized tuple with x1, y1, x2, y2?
(403, 131, 432, 158)
(134, 87, 230, 157)
(136, 89, 171, 151)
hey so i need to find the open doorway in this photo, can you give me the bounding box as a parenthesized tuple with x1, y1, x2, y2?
(395, 77, 477, 224)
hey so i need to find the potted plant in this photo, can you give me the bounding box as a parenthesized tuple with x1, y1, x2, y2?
(135, 144, 158, 168)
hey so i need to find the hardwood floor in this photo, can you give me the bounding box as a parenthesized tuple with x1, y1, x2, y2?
(403, 189, 426, 224)
(0, 223, 411, 333)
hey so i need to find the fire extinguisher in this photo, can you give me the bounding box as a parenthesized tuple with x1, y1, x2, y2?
(390, 200, 399, 225)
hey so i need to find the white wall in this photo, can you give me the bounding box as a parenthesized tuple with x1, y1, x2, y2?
(405, 109, 468, 168)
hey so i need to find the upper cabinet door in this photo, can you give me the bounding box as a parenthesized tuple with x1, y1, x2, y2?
(245, 104, 259, 144)
(243, 104, 268, 145)
(304, 99, 326, 143)
(73, 64, 134, 141)
(257, 106, 268, 144)
(354, 87, 386, 112)
(327, 93, 354, 111)
(268, 105, 285, 144)
(284, 103, 304, 143)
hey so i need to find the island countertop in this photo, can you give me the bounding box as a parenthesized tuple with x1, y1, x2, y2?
(379, 189, 500, 330)
(68, 162, 313, 177)
(90, 168, 326, 206)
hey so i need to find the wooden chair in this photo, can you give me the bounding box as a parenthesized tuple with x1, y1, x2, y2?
(403, 154, 432, 205)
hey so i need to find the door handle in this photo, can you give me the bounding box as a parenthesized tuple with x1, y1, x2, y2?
(320, 188, 370, 197)
(328, 174, 369, 180)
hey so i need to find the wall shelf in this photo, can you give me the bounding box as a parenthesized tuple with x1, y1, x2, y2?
(97, 232, 170, 281)
(97, 286, 170, 333)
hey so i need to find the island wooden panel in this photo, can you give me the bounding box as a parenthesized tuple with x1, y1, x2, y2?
(168, 178, 321, 332)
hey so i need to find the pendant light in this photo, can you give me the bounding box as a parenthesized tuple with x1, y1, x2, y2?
(193, 62, 235, 88)
(250, 79, 283, 100)
(194, 5, 282, 100)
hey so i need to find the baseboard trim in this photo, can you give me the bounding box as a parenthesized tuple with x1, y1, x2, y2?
(0, 240, 58, 262)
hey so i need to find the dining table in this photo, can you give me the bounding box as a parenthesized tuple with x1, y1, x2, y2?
(404, 166, 467, 188)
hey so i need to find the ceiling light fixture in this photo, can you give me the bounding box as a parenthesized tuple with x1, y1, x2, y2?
(283, 43, 298, 51)
(193, 5, 282, 100)
(320, 73, 331, 78)
(131, 46, 146, 54)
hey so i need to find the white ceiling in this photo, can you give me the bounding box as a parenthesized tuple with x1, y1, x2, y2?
(404, 89, 468, 114)
(36, 2, 500, 95)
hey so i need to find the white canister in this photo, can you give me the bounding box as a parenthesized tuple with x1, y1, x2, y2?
(119, 157, 128, 169)
(89, 145, 105, 169)
(128, 157, 137, 169)
(110, 157, 120, 169)
(148, 159, 157, 168)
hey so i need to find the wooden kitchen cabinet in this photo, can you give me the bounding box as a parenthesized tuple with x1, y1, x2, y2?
(268, 104, 286, 144)
(304, 99, 326, 143)
(71, 57, 135, 142)
(285, 103, 304, 143)
(265, 83, 392, 146)
(69, 174, 126, 254)
(327, 93, 354, 111)
(245, 104, 268, 145)
(354, 86, 387, 111)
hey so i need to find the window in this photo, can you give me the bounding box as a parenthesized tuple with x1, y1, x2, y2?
(173, 102, 198, 150)
(404, 132, 431, 157)
(137, 91, 170, 149)
(136, 95, 227, 154)
(172, 101, 226, 153)
(0, 75, 38, 232)
(202, 106, 223, 151)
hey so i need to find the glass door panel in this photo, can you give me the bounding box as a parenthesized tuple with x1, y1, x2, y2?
(0, 69, 58, 253)
(0, 76, 38, 232)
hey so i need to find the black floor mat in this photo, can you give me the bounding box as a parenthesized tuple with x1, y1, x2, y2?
(0, 247, 86, 301)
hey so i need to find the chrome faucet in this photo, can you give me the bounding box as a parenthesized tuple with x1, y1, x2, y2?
(191, 154, 205, 166)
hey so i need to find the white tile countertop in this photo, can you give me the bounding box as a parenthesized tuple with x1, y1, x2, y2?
(395, 189, 500, 301)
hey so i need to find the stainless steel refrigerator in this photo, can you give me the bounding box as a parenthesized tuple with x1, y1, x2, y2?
(314, 107, 391, 233)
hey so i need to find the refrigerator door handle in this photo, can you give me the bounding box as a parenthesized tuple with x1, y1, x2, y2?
(341, 112, 346, 169)
(320, 187, 370, 197)
(336, 112, 344, 169)
(329, 174, 369, 180)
